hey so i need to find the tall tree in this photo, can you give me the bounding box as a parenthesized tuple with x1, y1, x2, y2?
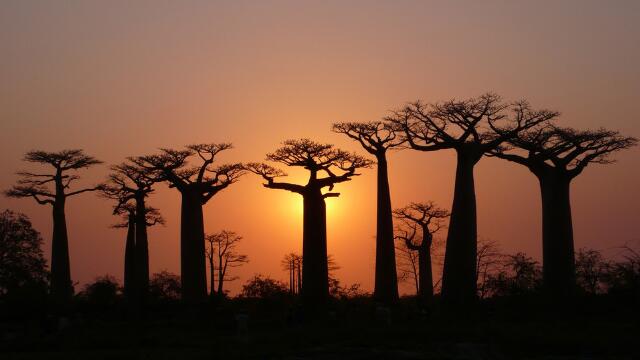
(5, 150, 102, 303)
(491, 125, 637, 296)
(102, 161, 161, 303)
(204, 230, 248, 297)
(332, 121, 404, 304)
(131, 144, 245, 303)
(247, 139, 371, 308)
(109, 204, 163, 302)
(387, 94, 557, 305)
(393, 202, 449, 302)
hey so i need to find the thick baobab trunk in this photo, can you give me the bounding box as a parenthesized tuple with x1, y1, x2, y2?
(539, 173, 576, 297)
(135, 196, 150, 302)
(418, 229, 433, 301)
(124, 215, 136, 301)
(301, 190, 329, 308)
(441, 150, 480, 305)
(180, 191, 208, 303)
(50, 198, 73, 303)
(374, 155, 399, 304)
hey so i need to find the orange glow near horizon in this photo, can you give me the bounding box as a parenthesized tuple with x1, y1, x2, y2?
(1, 1, 639, 296)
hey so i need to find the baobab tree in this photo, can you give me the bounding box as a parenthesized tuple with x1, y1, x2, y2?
(281, 252, 302, 295)
(332, 121, 404, 304)
(131, 144, 245, 303)
(204, 230, 248, 297)
(393, 202, 449, 302)
(102, 161, 160, 302)
(247, 139, 372, 307)
(109, 203, 163, 302)
(387, 93, 558, 305)
(491, 125, 637, 297)
(5, 150, 102, 303)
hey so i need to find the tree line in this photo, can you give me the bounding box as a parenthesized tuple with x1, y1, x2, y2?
(3, 93, 636, 311)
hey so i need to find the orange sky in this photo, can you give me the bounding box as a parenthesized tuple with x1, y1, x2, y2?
(1, 1, 639, 295)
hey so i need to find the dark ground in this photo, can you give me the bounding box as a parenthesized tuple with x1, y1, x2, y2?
(1, 295, 638, 359)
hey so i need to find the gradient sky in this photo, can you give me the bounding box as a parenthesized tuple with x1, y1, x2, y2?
(1, 1, 638, 295)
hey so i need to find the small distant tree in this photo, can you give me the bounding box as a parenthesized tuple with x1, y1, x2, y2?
(204, 230, 249, 297)
(333, 121, 404, 304)
(132, 144, 245, 303)
(602, 245, 640, 299)
(281, 253, 302, 295)
(5, 150, 102, 302)
(476, 239, 504, 299)
(491, 125, 637, 296)
(0, 210, 48, 297)
(485, 253, 542, 297)
(240, 274, 289, 300)
(80, 275, 120, 307)
(393, 201, 449, 302)
(575, 248, 607, 295)
(247, 139, 371, 308)
(149, 271, 181, 302)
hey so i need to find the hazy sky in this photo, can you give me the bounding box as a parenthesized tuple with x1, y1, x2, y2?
(1, 1, 638, 295)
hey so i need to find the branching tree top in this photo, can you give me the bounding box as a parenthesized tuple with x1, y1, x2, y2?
(491, 125, 638, 178)
(101, 162, 156, 213)
(111, 204, 165, 229)
(246, 139, 373, 197)
(393, 202, 450, 231)
(5, 149, 103, 205)
(387, 93, 559, 153)
(332, 121, 404, 155)
(130, 143, 245, 201)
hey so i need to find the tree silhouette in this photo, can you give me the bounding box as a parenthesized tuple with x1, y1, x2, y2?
(109, 204, 163, 303)
(102, 161, 163, 304)
(0, 210, 48, 297)
(332, 121, 404, 304)
(247, 139, 372, 308)
(281, 252, 302, 295)
(5, 150, 102, 303)
(387, 94, 558, 305)
(475, 238, 504, 299)
(393, 202, 449, 302)
(131, 143, 245, 303)
(491, 125, 637, 296)
(204, 230, 248, 297)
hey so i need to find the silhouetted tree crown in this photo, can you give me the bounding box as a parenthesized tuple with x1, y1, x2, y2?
(247, 138, 373, 196)
(332, 121, 404, 156)
(491, 125, 638, 178)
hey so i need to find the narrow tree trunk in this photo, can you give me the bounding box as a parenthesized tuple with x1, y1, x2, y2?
(135, 195, 149, 304)
(441, 149, 479, 305)
(50, 198, 73, 303)
(301, 190, 329, 308)
(373, 155, 399, 304)
(123, 215, 136, 301)
(418, 229, 434, 302)
(180, 191, 207, 303)
(217, 258, 225, 295)
(208, 255, 215, 297)
(297, 261, 302, 295)
(539, 173, 576, 297)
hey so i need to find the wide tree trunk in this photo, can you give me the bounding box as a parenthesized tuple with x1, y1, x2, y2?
(539, 173, 576, 297)
(123, 215, 136, 301)
(373, 155, 399, 304)
(135, 196, 150, 303)
(50, 198, 73, 303)
(180, 191, 208, 303)
(418, 229, 433, 302)
(441, 149, 480, 305)
(301, 190, 329, 308)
